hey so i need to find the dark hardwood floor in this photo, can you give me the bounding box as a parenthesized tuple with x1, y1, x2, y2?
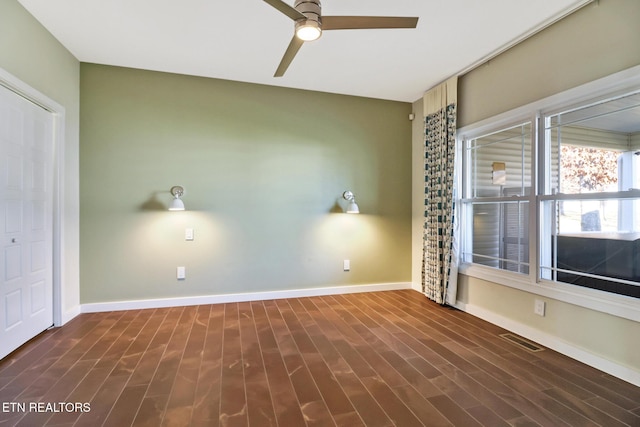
(0, 290, 638, 426)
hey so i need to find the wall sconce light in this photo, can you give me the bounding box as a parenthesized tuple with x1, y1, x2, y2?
(342, 190, 360, 214)
(169, 186, 185, 211)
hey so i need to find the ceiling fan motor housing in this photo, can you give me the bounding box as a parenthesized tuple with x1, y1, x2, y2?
(294, 0, 322, 26)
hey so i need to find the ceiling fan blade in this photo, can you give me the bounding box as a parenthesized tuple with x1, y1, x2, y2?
(274, 36, 305, 77)
(263, 0, 306, 21)
(322, 16, 418, 30)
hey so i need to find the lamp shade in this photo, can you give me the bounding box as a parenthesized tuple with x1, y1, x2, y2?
(168, 197, 185, 211)
(346, 201, 360, 214)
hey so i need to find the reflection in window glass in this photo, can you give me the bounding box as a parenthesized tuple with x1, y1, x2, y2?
(560, 145, 619, 195)
(468, 123, 531, 198)
(466, 201, 529, 274)
(462, 123, 531, 275)
(542, 90, 640, 298)
(541, 197, 640, 298)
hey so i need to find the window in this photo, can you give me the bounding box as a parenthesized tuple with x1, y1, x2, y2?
(540, 90, 640, 298)
(461, 122, 532, 275)
(459, 68, 640, 309)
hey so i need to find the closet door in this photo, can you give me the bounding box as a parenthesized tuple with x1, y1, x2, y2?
(0, 84, 54, 359)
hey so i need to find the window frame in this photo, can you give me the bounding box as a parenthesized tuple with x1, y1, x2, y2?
(460, 118, 536, 276)
(457, 64, 640, 322)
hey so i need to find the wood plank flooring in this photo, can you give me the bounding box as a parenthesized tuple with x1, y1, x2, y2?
(0, 290, 638, 426)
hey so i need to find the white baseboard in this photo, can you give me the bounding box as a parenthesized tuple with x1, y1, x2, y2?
(80, 282, 412, 314)
(59, 306, 81, 326)
(455, 301, 640, 388)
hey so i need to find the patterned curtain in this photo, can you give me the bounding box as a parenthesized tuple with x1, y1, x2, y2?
(422, 77, 459, 305)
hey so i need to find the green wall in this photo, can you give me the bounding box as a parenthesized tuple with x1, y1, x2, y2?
(80, 64, 412, 303)
(0, 0, 80, 318)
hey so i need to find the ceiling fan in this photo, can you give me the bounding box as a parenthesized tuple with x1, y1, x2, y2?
(263, 0, 419, 77)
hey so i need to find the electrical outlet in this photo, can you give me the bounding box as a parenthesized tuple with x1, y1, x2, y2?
(177, 266, 186, 280)
(343, 259, 350, 271)
(534, 299, 545, 316)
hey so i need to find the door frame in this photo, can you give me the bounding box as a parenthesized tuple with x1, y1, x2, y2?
(0, 67, 65, 327)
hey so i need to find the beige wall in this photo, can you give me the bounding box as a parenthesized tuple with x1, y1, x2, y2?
(80, 64, 412, 304)
(457, 276, 640, 372)
(458, 0, 640, 127)
(0, 0, 80, 320)
(411, 100, 425, 291)
(413, 0, 640, 381)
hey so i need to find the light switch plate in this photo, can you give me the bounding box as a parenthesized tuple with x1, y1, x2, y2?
(177, 266, 186, 280)
(343, 259, 350, 271)
(534, 299, 545, 316)
(185, 228, 194, 241)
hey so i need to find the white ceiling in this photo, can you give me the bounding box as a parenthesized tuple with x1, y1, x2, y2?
(19, 0, 592, 102)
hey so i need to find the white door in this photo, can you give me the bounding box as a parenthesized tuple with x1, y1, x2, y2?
(0, 84, 54, 360)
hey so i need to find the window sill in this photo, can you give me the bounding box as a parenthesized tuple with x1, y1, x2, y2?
(459, 263, 640, 322)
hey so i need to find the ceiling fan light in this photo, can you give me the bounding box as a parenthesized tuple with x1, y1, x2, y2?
(296, 21, 321, 41)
